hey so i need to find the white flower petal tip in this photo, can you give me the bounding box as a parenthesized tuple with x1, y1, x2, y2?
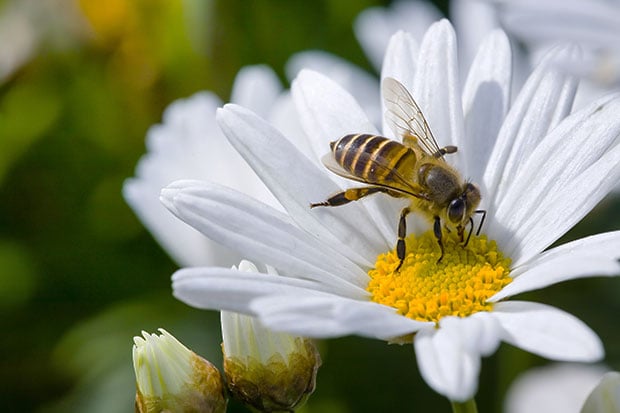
(414, 324, 481, 402)
(236, 259, 258, 273)
(162, 180, 369, 298)
(461, 29, 512, 183)
(428, 18, 454, 35)
(493, 302, 604, 362)
(291, 69, 378, 140)
(159, 180, 203, 216)
(381, 30, 419, 90)
(414, 18, 464, 158)
(284, 51, 381, 126)
(159, 189, 179, 215)
(230, 65, 282, 119)
(171, 266, 323, 316)
(412, 315, 503, 401)
(420, 19, 458, 54)
(215, 103, 245, 124)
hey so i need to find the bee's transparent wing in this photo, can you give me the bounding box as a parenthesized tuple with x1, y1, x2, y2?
(382, 77, 443, 158)
(320, 153, 426, 198)
(320, 153, 367, 183)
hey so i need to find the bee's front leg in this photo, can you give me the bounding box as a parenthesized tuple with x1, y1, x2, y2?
(395, 207, 411, 272)
(433, 216, 444, 263)
(457, 224, 465, 243)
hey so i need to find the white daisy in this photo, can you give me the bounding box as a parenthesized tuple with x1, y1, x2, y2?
(163, 21, 620, 402)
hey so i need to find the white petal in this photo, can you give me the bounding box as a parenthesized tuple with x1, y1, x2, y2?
(450, 0, 499, 76)
(292, 69, 378, 161)
(484, 45, 579, 209)
(285, 51, 381, 127)
(290, 71, 397, 244)
(494, 94, 620, 263)
(123, 91, 270, 267)
(250, 294, 432, 340)
(413, 20, 465, 170)
(493, 301, 604, 362)
(161, 180, 368, 298)
(490, 231, 620, 301)
(461, 29, 512, 186)
(521, 230, 620, 265)
(498, 0, 620, 49)
(267, 91, 315, 159)
(582, 371, 620, 413)
(444, 313, 503, 357)
(172, 266, 327, 314)
(353, 0, 440, 71)
(173, 266, 431, 340)
(380, 31, 419, 138)
(414, 322, 481, 402)
(380, 31, 419, 97)
(230, 65, 282, 119)
(504, 363, 609, 413)
(493, 254, 620, 302)
(124, 177, 237, 267)
(217, 103, 389, 266)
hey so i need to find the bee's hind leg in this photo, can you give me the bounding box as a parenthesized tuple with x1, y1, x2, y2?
(310, 186, 388, 208)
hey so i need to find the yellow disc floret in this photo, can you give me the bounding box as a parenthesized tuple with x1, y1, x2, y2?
(367, 231, 512, 323)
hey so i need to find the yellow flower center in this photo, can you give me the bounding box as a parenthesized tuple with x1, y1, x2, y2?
(367, 231, 512, 323)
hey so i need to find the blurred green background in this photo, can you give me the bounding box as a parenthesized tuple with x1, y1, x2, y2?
(1, 0, 619, 412)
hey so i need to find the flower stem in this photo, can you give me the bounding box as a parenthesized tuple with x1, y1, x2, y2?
(451, 399, 478, 413)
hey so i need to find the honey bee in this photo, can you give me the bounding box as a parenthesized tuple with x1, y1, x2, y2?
(310, 77, 486, 269)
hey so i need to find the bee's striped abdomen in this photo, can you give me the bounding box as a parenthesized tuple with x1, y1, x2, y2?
(331, 133, 416, 183)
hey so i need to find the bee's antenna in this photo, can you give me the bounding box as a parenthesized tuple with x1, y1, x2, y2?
(433, 145, 458, 159)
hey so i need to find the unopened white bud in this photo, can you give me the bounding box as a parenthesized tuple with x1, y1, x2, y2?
(133, 328, 227, 413)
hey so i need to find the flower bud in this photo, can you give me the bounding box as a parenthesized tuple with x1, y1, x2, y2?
(221, 261, 321, 412)
(133, 328, 227, 413)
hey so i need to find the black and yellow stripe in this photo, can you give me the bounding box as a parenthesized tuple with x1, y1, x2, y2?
(331, 133, 416, 184)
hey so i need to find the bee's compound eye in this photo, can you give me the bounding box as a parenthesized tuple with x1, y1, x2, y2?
(448, 198, 465, 224)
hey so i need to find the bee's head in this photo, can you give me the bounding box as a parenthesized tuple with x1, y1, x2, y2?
(447, 183, 481, 225)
